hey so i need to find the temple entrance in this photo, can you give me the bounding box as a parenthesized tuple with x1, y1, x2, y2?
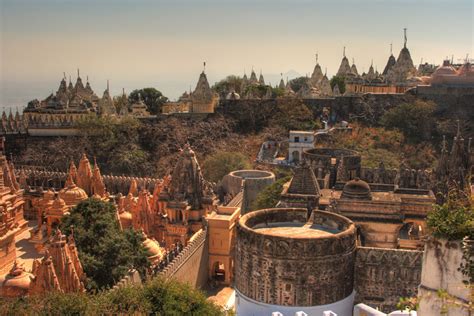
(212, 261, 225, 282)
(292, 151, 300, 163)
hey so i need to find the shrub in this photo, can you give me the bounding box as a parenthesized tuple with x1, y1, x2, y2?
(202, 151, 252, 183)
(427, 198, 474, 241)
(252, 176, 291, 210)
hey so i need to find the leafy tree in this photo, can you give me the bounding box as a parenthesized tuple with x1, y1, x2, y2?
(60, 198, 150, 290)
(330, 75, 346, 94)
(0, 278, 225, 315)
(427, 198, 474, 241)
(203, 151, 252, 183)
(289, 76, 309, 92)
(212, 75, 243, 97)
(252, 176, 291, 210)
(129, 87, 168, 114)
(269, 99, 316, 131)
(380, 100, 436, 143)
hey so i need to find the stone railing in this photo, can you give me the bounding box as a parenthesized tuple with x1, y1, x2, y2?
(16, 167, 162, 194)
(360, 167, 433, 189)
(157, 229, 208, 284)
(111, 269, 142, 290)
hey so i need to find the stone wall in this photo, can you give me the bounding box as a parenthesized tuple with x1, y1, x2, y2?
(17, 167, 161, 195)
(158, 229, 209, 289)
(355, 246, 423, 313)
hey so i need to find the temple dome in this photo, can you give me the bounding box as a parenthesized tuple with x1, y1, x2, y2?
(142, 236, 165, 264)
(59, 175, 88, 208)
(226, 91, 240, 100)
(0, 262, 33, 298)
(341, 178, 371, 200)
(119, 211, 133, 229)
(433, 60, 457, 76)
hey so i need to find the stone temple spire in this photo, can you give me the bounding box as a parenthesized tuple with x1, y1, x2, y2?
(134, 190, 153, 235)
(168, 144, 206, 210)
(91, 158, 106, 197)
(76, 154, 93, 195)
(68, 160, 78, 184)
(29, 251, 62, 295)
(336, 46, 352, 77)
(278, 73, 285, 90)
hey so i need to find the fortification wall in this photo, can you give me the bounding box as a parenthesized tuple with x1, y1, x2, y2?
(355, 246, 423, 313)
(158, 229, 209, 289)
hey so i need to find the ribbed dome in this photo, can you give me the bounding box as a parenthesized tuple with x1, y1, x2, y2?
(119, 211, 133, 229)
(341, 178, 371, 200)
(0, 262, 33, 298)
(143, 237, 165, 264)
(59, 183, 88, 208)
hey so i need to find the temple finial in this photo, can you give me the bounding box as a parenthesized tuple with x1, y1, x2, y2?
(203, 61, 206, 73)
(315, 52, 318, 64)
(107, 80, 109, 91)
(403, 28, 407, 48)
(343, 46, 346, 57)
(390, 42, 393, 55)
(86, 75, 89, 82)
(77, 68, 80, 78)
(63, 72, 66, 80)
(456, 119, 460, 137)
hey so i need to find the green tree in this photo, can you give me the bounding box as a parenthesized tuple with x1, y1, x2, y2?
(0, 278, 226, 315)
(289, 76, 309, 92)
(427, 198, 474, 241)
(129, 87, 168, 114)
(252, 176, 291, 210)
(60, 198, 150, 290)
(212, 75, 244, 97)
(202, 152, 252, 183)
(381, 100, 436, 143)
(330, 75, 346, 94)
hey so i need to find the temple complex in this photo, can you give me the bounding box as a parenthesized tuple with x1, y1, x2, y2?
(0, 138, 27, 274)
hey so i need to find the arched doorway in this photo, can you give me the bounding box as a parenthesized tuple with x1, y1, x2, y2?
(292, 151, 300, 163)
(212, 261, 225, 282)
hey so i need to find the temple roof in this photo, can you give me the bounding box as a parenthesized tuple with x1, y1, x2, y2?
(382, 54, 396, 75)
(287, 163, 321, 197)
(192, 72, 213, 102)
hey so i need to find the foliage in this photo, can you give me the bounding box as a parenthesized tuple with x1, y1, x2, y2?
(427, 198, 474, 241)
(252, 176, 291, 210)
(75, 115, 154, 176)
(396, 296, 418, 312)
(269, 99, 316, 131)
(289, 76, 308, 92)
(129, 87, 168, 114)
(380, 100, 436, 143)
(330, 76, 346, 94)
(202, 151, 252, 183)
(0, 278, 225, 315)
(319, 123, 437, 169)
(272, 87, 285, 97)
(60, 198, 150, 291)
(212, 75, 243, 97)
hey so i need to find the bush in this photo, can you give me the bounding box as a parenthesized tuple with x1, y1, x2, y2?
(427, 198, 474, 241)
(202, 151, 252, 183)
(0, 278, 225, 315)
(380, 100, 436, 143)
(60, 198, 150, 291)
(252, 176, 291, 210)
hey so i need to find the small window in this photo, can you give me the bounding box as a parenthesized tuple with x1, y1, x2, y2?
(304, 137, 308, 142)
(285, 284, 291, 291)
(294, 136, 300, 143)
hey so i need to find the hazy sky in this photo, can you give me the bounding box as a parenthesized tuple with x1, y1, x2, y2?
(1, 0, 472, 108)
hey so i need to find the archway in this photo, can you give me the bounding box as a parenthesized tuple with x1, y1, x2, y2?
(212, 261, 225, 282)
(292, 151, 300, 163)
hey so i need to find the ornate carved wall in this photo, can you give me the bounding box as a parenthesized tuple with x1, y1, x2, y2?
(235, 209, 356, 307)
(355, 246, 423, 313)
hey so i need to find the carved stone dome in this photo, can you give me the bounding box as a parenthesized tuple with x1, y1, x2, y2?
(341, 178, 371, 200)
(59, 183, 88, 208)
(142, 236, 164, 264)
(0, 262, 33, 298)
